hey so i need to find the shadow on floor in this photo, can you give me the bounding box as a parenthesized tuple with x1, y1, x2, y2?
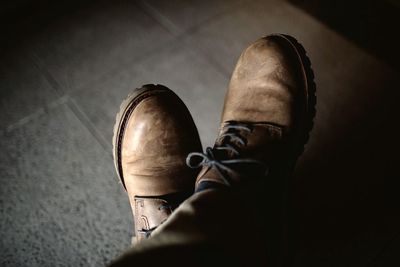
(289, 0, 400, 71)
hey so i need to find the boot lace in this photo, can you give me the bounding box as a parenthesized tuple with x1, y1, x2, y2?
(186, 122, 268, 186)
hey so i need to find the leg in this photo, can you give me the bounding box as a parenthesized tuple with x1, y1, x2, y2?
(110, 185, 268, 267)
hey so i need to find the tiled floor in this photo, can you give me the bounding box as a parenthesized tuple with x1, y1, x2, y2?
(1, 0, 399, 266)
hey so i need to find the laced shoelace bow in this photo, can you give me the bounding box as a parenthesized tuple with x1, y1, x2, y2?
(186, 122, 269, 186)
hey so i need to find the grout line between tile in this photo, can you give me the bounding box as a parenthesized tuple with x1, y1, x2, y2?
(31, 35, 180, 96)
(178, 0, 251, 78)
(3, 96, 69, 133)
(139, 0, 249, 38)
(185, 38, 232, 77)
(30, 51, 113, 157)
(11, 0, 243, 147)
(30, 52, 64, 96)
(181, 0, 249, 36)
(135, 0, 180, 36)
(135, 0, 249, 78)
(141, 0, 250, 78)
(27, 0, 243, 101)
(66, 96, 113, 158)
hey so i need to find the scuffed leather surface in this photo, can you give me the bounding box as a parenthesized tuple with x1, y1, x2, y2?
(222, 36, 305, 128)
(121, 92, 201, 197)
(119, 89, 202, 242)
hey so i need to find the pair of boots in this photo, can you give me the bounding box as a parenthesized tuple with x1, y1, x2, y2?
(112, 34, 316, 246)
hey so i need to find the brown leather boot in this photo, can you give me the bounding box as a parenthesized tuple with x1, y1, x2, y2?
(187, 34, 316, 189)
(186, 34, 316, 267)
(113, 84, 202, 243)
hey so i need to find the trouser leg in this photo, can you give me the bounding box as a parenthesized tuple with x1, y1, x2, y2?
(109, 185, 268, 267)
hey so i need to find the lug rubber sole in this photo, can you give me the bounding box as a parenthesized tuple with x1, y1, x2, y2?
(272, 33, 317, 156)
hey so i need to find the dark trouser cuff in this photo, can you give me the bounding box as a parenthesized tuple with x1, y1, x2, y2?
(195, 181, 228, 193)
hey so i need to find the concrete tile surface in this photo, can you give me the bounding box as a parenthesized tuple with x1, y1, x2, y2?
(0, 103, 132, 266)
(31, 0, 173, 92)
(0, 52, 59, 129)
(185, 0, 346, 74)
(70, 41, 228, 148)
(141, 0, 246, 34)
